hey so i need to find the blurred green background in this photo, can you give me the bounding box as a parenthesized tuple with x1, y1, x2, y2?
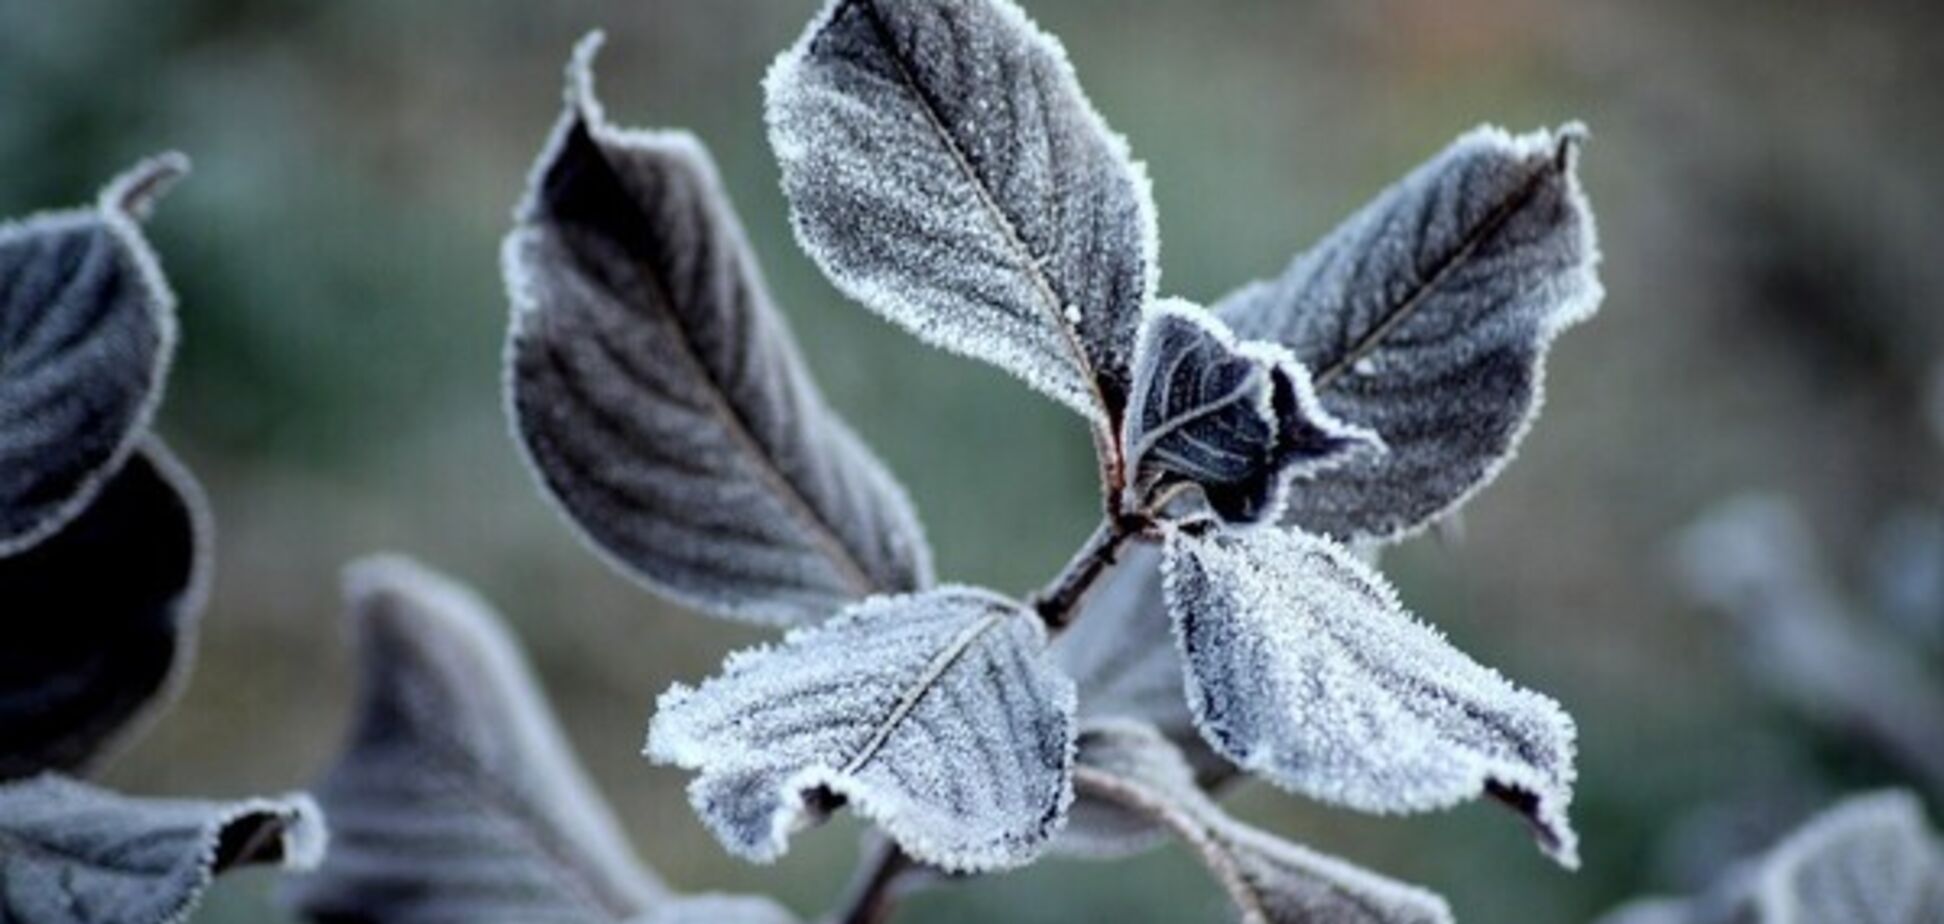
(5, 0, 1941, 920)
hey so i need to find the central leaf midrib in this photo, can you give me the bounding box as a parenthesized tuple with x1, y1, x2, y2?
(842, 606, 1009, 775)
(853, 0, 1113, 427)
(1314, 142, 1569, 390)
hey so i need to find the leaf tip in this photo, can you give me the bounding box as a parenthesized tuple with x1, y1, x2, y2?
(100, 151, 191, 221)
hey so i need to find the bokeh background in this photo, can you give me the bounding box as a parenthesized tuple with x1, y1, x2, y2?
(5, 1, 1941, 920)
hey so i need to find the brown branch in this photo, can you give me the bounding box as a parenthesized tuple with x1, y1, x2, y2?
(1029, 517, 1141, 631)
(825, 839, 916, 924)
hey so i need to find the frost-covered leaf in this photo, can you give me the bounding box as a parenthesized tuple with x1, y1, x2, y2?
(766, 0, 1158, 434)
(1216, 124, 1601, 543)
(646, 586, 1076, 872)
(1123, 301, 1374, 524)
(287, 556, 795, 924)
(0, 773, 324, 924)
(1068, 722, 1452, 924)
(0, 154, 186, 556)
(1744, 791, 1944, 924)
(1595, 791, 1944, 924)
(506, 34, 931, 626)
(1163, 526, 1580, 866)
(1677, 496, 1944, 796)
(0, 440, 209, 781)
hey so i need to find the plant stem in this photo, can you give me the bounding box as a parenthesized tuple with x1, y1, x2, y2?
(826, 839, 914, 924)
(1030, 516, 1140, 631)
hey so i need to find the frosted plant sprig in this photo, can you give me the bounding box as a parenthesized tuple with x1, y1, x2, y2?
(500, 0, 1603, 919)
(0, 159, 331, 924)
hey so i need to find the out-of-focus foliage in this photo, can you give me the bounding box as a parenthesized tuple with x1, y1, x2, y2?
(6, 1, 1939, 921)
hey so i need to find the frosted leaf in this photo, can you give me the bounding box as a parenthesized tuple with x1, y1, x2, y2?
(0, 154, 186, 556)
(0, 440, 209, 781)
(646, 586, 1077, 872)
(1123, 301, 1376, 525)
(766, 0, 1159, 432)
(1216, 124, 1602, 544)
(506, 34, 932, 626)
(1163, 526, 1580, 866)
(1069, 721, 1453, 924)
(1053, 544, 1234, 856)
(1594, 791, 1944, 924)
(1677, 496, 1944, 795)
(287, 556, 794, 924)
(0, 773, 324, 924)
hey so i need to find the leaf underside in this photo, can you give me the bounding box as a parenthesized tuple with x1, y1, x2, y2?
(1217, 124, 1601, 544)
(506, 35, 932, 626)
(0, 440, 208, 781)
(1071, 721, 1453, 924)
(1163, 526, 1580, 867)
(766, 0, 1157, 431)
(287, 555, 795, 924)
(0, 154, 185, 556)
(647, 586, 1076, 872)
(0, 773, 323, 924)
(1122, 301, 1372, 525)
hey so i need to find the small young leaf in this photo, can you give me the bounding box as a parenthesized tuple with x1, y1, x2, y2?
(1216, 124, 1601, 543)
(1069, 722, 1453, 924)
(1596, 791, 1944, 924)
(0, 773, 324, 924)
(646, 586, 1077, 872)
(0, 154, 186, 556)
(506, 34, 932, 626)
(1122, 301, 1375, 524)
(0, 440, 209, 781)
(1163, 526, 1580, 866)
(288, 556, 794, 924)
(766, 0, 1159, 434)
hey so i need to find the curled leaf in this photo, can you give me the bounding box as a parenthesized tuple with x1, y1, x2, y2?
(506, 34, 931, 626)
(0, 440, 210, 781)
(646, 586, 1077, 872)
(288, 556, 793, 924)
(0, 154, 186, 555)
(1217, 124, 1601, 543)
(1163, 526, 1580, 866)
(0, 773, 324, 924)
(1070, 722, 1453, 924)
(1123, 301, 1375, 524)
(766, 0, 1159, 435)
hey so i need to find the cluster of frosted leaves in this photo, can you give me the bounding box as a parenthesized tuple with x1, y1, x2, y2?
(646, 586, 1076, 872)
(1068, 722, 1452, 924)
(0, 162, 325, 924)
(0, 775, 325, 924)
(1163, 526, 1580, 867)
(287, 556, 796, 924)
(1122, 301, 1376, 525)
(0, 155, 184, 555)
(766, 0, 1158, 439)
(0, 440, 209, 780)
(504, 33, 932, 627)
(1216, 123, 1602, 544)
(1598, 791, 1944, 924)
